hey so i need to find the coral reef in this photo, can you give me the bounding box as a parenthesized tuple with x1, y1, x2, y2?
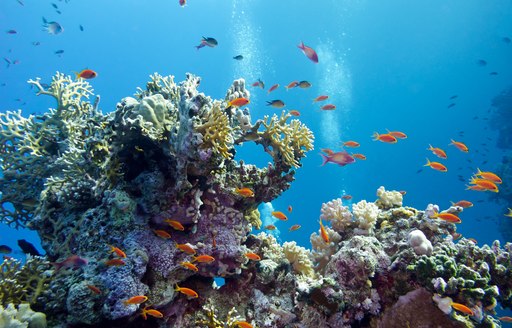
(0, 303, 47, 328)
(2, 72, 511, 327)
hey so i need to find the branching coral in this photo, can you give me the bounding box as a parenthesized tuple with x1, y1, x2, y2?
(195, 101, 234, 158)
(195, 303, 250, 328)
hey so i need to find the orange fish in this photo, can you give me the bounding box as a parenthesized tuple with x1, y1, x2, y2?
(427, 145, 447, 159)
(431, 211, 461, 224)
(264, 224, 276, 230)
(352, 153, 366, 160)
(449, 139, 469, 152)
(192, 255, 215, 263)
(450, 302, 473, 316)
(289, 224, 301, 231)
(399, 190, 407, 195)
(272, 211, 288, 221)
(87, 285, 102, 294)
(153, 229, 172, 239)
(211, 232, 217, 248)
(498, 316, 512, 323)
(251, 79, 264, 89)
(320, 148, 334, 156)
(288, 110, 300, 117)
(175, 284, 198, 298)
(123, 295, 148, 306)
(450, 200, 473, 208)
(234, 187, 255, 198)
(313, 95, 329, 103)
(342, 141, 360, 148)
(469, 178, 499, 192)
(424, 158, 447, 172)
(285, 81, 299, 90)
(245, 252, 261, 261)
(108, 245, 127, 258)
(475, 168, 502, 184)
(234, 321, 253, 328)
(141, 307, 163, 320)
(451, 232, 462, 240)
(76, 69, 97, 79)
(466, 184, 487, 191)
(180, 261, 199, 272)
(372, 132, 397, 144)
(165, 219, 185, 231)
(467, 238, 477, 244)
(268, 84, 279, 93)
(228, 97, 250, 108)
(175, 243, 196, 255)
(320, 104, 336, 110)
(287, 205, 293, 213)
(297, 41, 319, 63)
(104, 259, 126, 266)
(319, 219, 329, 243)
(342, 195, 352, 200)
(386, 129, 407, 139)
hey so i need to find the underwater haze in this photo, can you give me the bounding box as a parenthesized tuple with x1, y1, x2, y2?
(1, 0, 512, 327)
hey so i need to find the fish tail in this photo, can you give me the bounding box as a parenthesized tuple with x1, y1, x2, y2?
(42, 16, 47, 24)
(476, 167, 483, 175)
(320, 153, 329, 166)
(424, 158, 431, 167)
(297, 41, 304, 50)
(427, 144, 433, 151)
(372, 132, 379, 141)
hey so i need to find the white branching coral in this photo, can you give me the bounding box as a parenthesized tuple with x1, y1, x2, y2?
(376, 186, 403, 209)
(282, 241, 315, 278)
(320, 198, 353, 232)
(352, 200, 379, 233)
(310, 226, 342, 272)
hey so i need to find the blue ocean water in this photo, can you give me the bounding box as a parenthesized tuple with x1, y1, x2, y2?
(0, 0, 511, 260)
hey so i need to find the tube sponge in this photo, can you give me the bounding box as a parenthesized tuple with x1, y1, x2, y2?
(408, 229, 433, 256)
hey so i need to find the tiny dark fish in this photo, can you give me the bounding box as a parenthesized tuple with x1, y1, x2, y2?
(487, 137, 492, 141)
(476, 59, 487, 66)
(4, 57, 11, 65)
(56, 10, 61, 14)
(79, 25, 84, 31)
(502, 37, 511, 44)
(55, 49, 64, 55)
(51, 3, 58, 8)
(6, 29, 17, 34)
(416, 169, 423, 174)
(489, 72, 498, 75)
(447, 103, 456, 108)
(195, 36, 218, 50)
(16, 0, 24, 6)
(477, 200, 484, 203)
(482, 160, 488, 165)
(32, 41, 41, 46)
(233, 55, 243, 60)
(1, 83, 6, 87)
(0, 245, 12, 254)
(12, 59, 20, 65)
(298, 80, 312, 88)
(18, 239, 41, 256)
(450, 95, 458, 100)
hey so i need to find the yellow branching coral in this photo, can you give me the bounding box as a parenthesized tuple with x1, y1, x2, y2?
(261, 111, 314, 168)
(196, 101, 234, 158)
(244, 208, 261, 230)
(195, 304, 249, 328)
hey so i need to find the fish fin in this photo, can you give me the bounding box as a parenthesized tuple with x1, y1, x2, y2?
(42, 16, 47, 24)
(424, 158, 431, 167)
(371, 132, 379, 141)
(320, 153, 329, 166)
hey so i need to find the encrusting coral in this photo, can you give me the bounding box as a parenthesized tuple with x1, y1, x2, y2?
(1, 72, 511, 327)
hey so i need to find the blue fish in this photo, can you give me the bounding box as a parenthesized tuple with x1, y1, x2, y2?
(42, 17, 64, 35)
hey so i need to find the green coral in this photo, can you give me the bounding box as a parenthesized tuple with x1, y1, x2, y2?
(244, 208, 261, 230)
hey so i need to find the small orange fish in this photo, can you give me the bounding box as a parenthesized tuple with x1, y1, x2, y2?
(285, 81, 299, 90)
(76, 69, 97, 79)
(372, 132, 397, 143)
(175, 243, 196, 255)
(352, 153, 366, 160)
(467, 238, 477, 244)
(234, 321, 254, 328)
(264, 224, 276, 230)
(211, 231, 217, 248)
(287, 205, 293, 213)
(268, 83, 279, 93)
(450, 200, 473, 208)
(386, 129, 407, 139)
(105, 259, 126, 266)
(87, 285, 102, 294)
(251, 79, 264, 89)
(245, 252, 261, 261)
(427, 145, 447, 159)
(313, 95, 329, 103)
(466, 184, 487, 191)
(424, 158, 447, 172)
(469, 178, 499, 192)
(498, 316, 512, 323)
(289, 224, 301, 231)
(180, 261, 199, 272)
(108, 245, 127, 258)
(475, 168, 502, 184)
(431, 211, 461, 224)
(228, 97, 250, 108)
(449, 139, 469, 152)
(342, 195, 352, 200)
(288, 110, 300, 116)
(319, 219, 329, 243)
(175, 284, 198, 298)
(153, 229, 172, 239)
(165, 219, 185, 231)
(272, 211, 288, 221)
(399, 190, 407, 195)
(141, 306, 163, 320)
(235, 187, 255, 198)
(342, 141, 360, 148)
(450, 302, 473, 316)
(320, 104, 336, 110)
(451, 232, 462, 240)
(123, 295, 148, 306)
(192, 255, 215, 263)
(321, 148, 334, 155)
